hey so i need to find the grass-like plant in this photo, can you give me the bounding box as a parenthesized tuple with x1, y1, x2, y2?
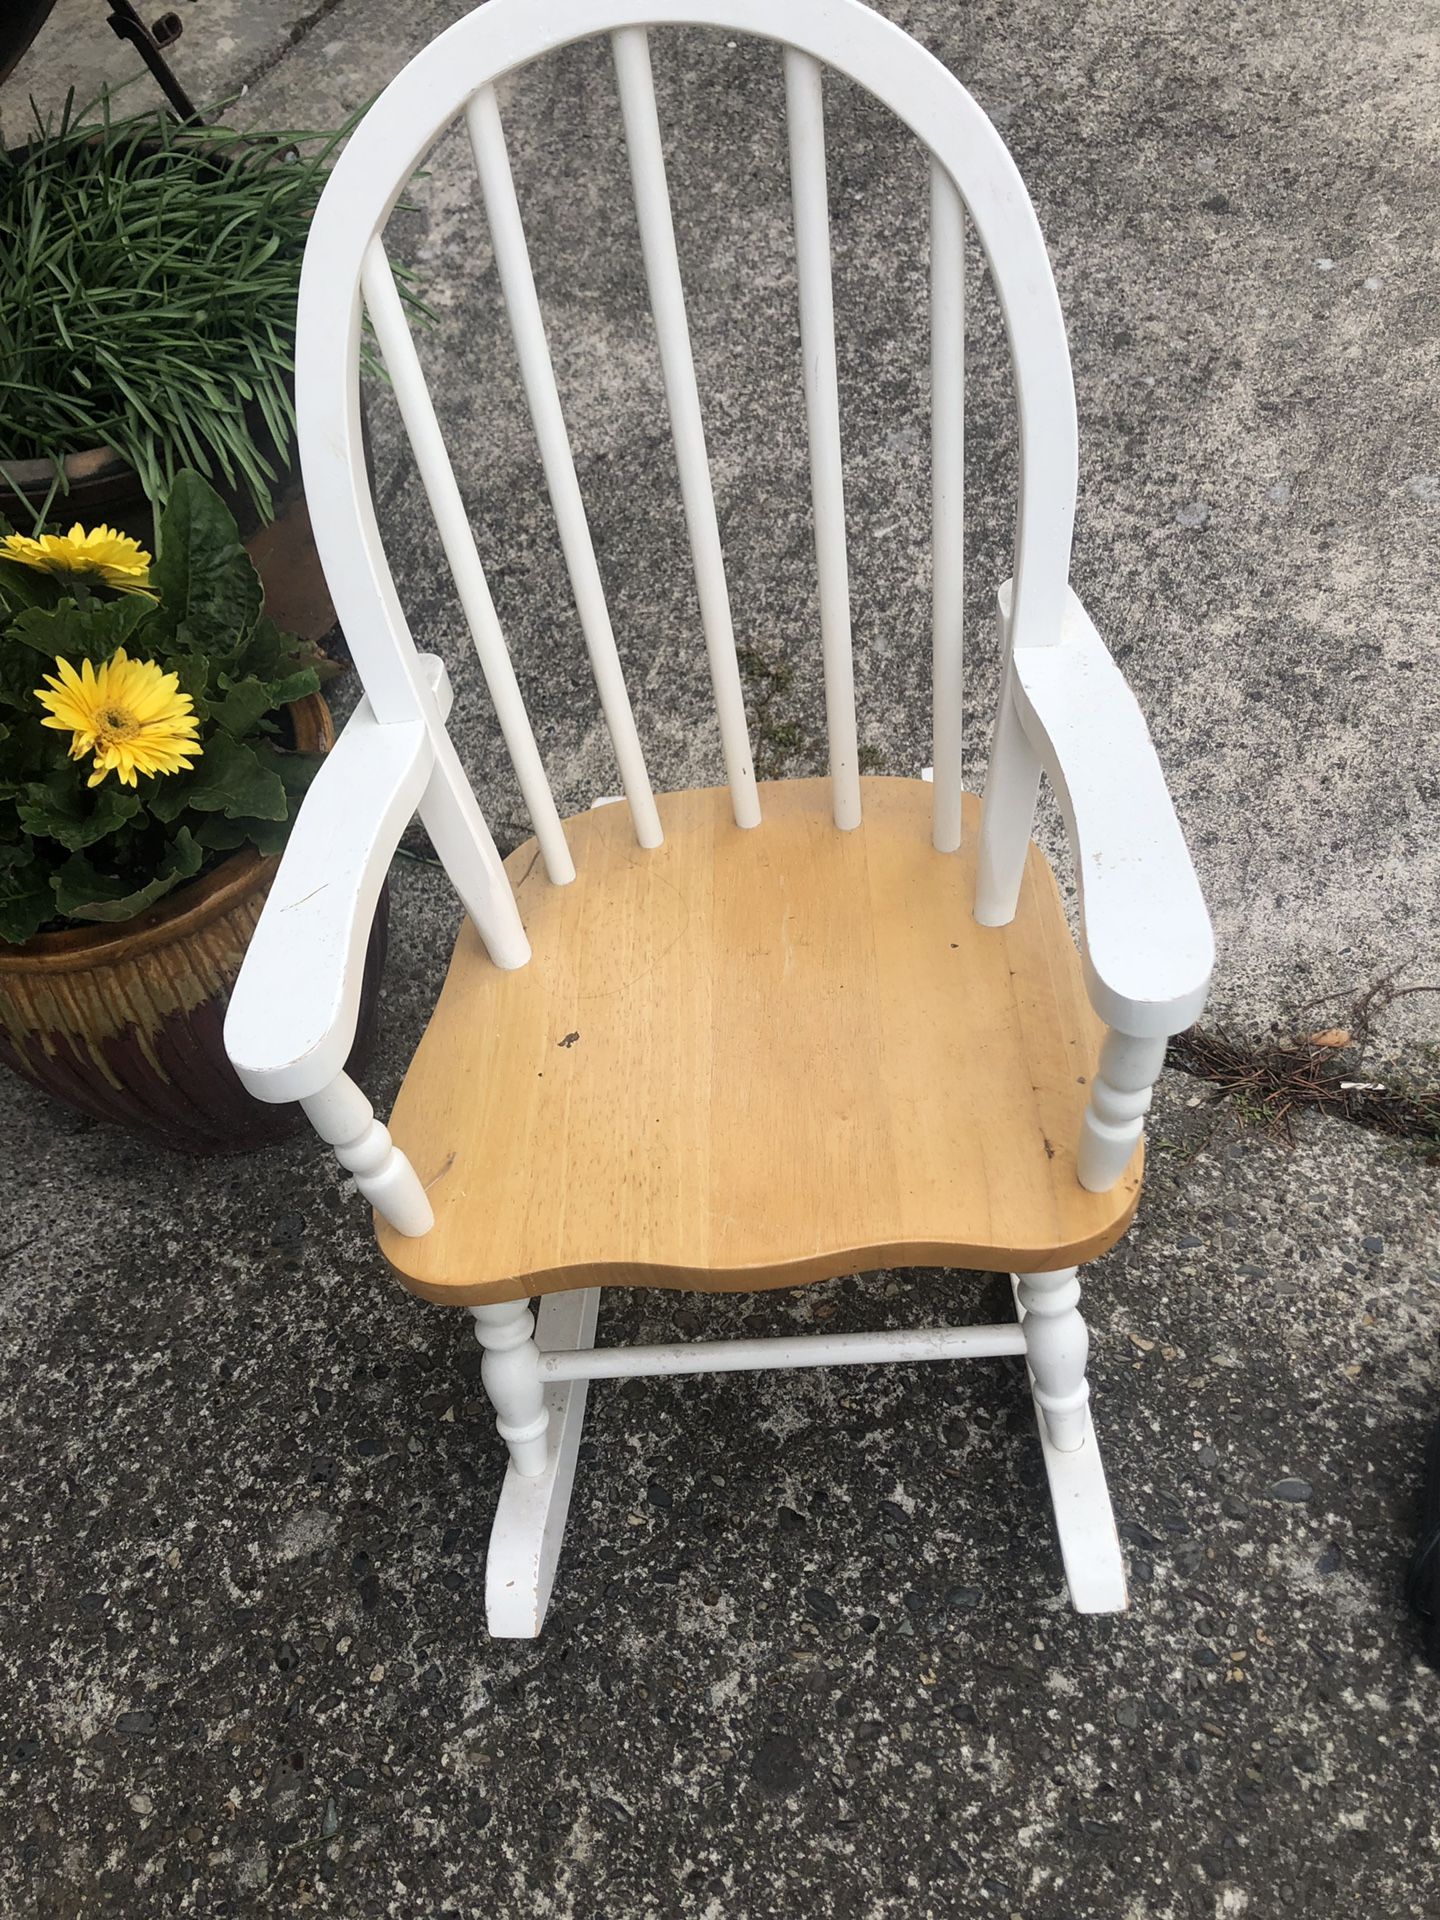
(0, 95, 348, 528)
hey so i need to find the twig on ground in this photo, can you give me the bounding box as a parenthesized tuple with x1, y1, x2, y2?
(1168, 974, 1440, 1159)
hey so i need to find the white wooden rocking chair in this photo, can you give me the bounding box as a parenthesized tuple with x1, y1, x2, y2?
(224, 0, 1213, 1638)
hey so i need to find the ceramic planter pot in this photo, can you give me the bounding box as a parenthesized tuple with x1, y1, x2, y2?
(0, 693, 387, 1154)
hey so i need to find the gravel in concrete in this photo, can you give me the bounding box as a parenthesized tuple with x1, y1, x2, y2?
(2, 1049, 1439, 1915)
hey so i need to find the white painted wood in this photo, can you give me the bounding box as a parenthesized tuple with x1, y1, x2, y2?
(1014, 1265, 1089, 1452)
(611, 26, 760, 831)
(301, 1072, 434, 1236)
(1011, 1275, 1126, 1612)
(274, 0, 1214, 1638)
(783, 46, 861, 832)
(289, 285, 529, 966)
(295, 282, 427, 730)
(226, 654, 448, 1104)
(1008, 585, 1214, 1036)
(360, 240, 575, 886)
(1077, 1029, 1168, 1192)
(1031, 1403, 1128, 1613)
(465, 83, 662, 852)
(930, 159, 965, 854)
(539, 1319, 1027, 1382)
(484, 1287, 599, 1637)
(471, 1297, 550, 1475)
(294, 0, 1085, 918)
(478, 1281, 1130, 1626)
(300, 0, 1079, 683)
(417, 725, 531, 971)
(975, 585, 1042, 925)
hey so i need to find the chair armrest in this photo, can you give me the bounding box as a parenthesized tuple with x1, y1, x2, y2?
(224, 655, 451, 1104)
(1008, 588, 1214, 1039)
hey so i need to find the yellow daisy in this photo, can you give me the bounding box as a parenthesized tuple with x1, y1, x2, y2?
(35, 649, 203, 789)
(3, 523, 155, 597)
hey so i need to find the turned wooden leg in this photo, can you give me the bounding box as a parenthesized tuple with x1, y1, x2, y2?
(1077, 1030, 1167, 1192)
(1009, 1275, 1125, 1612)
(481, 1289, 600, 1638)
(471, 1299, 549, 1476)
(300, 1072, 433, 1238)
(1017, 1266, 1089, 1453)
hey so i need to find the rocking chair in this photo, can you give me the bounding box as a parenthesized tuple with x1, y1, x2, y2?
(225, 0, 1214, 1637)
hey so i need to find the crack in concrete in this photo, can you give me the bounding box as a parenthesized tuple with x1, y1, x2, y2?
(226, 0, 351, 103)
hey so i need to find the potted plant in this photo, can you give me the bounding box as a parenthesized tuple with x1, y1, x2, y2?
(0, 471, 386, 1152)
(0, 96, 364, 641)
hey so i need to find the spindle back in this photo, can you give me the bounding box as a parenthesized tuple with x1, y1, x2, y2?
(295, 0, 1078, 896)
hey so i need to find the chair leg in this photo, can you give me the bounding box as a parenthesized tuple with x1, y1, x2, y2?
(1016, 1266, 1089, 1451)
(1011, 1272, 1126, 1614)
(1077, 1029, 1167, 1192)
(472, 1289, 599, 1638)
(471, 1298, 550, 1474)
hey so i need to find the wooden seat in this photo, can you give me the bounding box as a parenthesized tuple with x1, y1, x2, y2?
(378, 778, 1140, 1303)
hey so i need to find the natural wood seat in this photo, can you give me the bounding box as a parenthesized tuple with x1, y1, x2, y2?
(377, 777, 1140, 1303)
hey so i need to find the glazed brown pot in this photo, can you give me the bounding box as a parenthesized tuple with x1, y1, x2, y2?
(0, 694, 387, 1155)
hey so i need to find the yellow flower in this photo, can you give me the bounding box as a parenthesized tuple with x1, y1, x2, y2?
(35, 650, 202, 788)
(3, 523, 155, 596)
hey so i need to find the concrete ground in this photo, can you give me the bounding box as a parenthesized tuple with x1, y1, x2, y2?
(2, 1, 1438, 1915)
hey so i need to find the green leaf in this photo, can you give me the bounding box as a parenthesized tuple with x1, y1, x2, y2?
(0, 655, 36, 714)
(193, 812, 288, 855)
(0, 557, 62, 616)
(148, 471, 262, 654)
(166, 653, 214, 713)
(191, 814, 250, 852)
(208, 673, 274, 738)
(0, 842, 53, 944)
(52, 825, 203, 923)
(0, 109, 408, 528)
(256, 740, 322, 807)
(16, 765, 141, 850)
(234, 613, 306, 684)
(0, 877, 53, 944)
(264, 665, 322, 708)
(151, 730, 287, 823)
(5, 595, 149, 664)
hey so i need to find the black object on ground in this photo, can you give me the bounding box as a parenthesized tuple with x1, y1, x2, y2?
(0, 2, 199, 122)
(1405, 1414, 1440, 1667)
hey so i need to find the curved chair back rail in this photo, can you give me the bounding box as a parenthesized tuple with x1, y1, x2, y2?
(295, 0, 1079, 932)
